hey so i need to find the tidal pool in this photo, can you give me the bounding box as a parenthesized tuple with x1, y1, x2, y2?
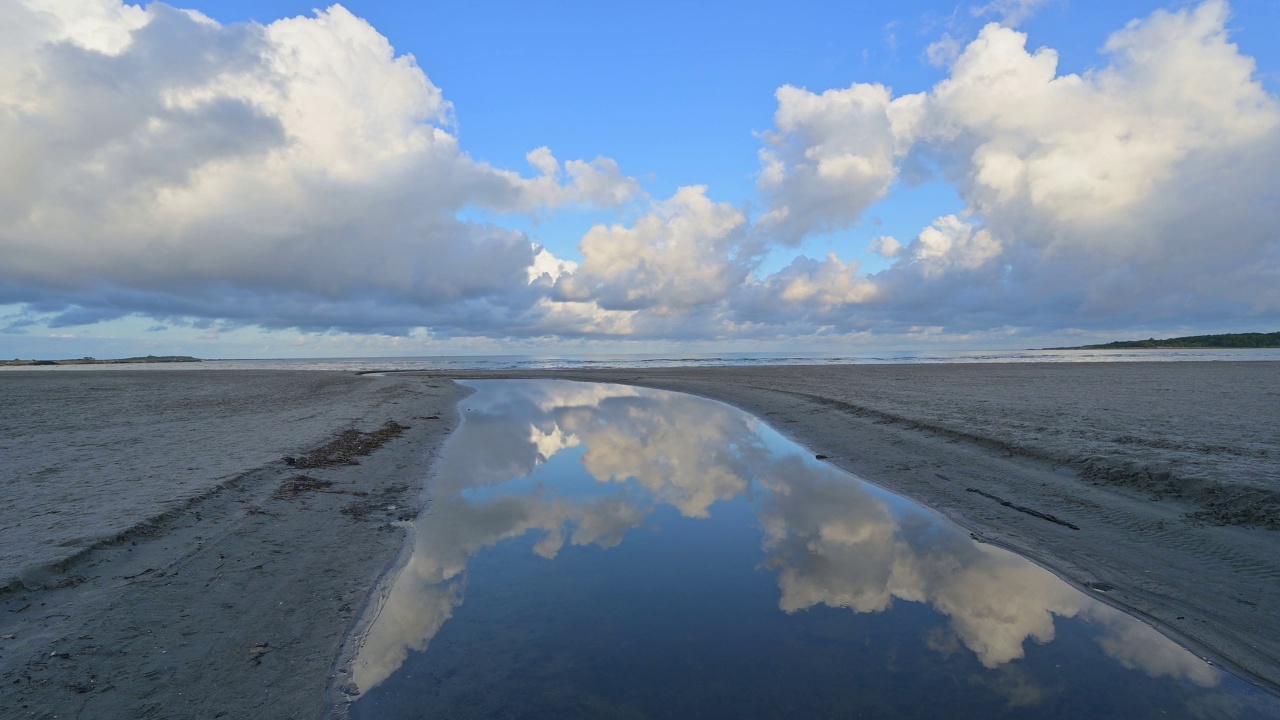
(346, 380, 1277, 719)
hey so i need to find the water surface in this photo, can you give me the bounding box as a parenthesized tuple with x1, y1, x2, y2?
(348, 380, 1277, 719)
(4, 347, 1279, 372)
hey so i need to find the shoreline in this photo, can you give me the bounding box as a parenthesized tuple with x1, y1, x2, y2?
(323, 384, 479, 710)
(1, 363, 1277, 717)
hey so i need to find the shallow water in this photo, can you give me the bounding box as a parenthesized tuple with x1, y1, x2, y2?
(347, 380, 1277, 719)
(3, 347, 1279, 373)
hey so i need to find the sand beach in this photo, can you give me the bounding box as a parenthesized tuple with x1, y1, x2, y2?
(0, 361, 1277, 717)
(1, 370, 470, 718)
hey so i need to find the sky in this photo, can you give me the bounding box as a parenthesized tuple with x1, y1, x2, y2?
(1, 0, 1278, 359)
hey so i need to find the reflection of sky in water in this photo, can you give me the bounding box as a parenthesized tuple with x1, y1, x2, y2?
(348, 380, 1279, 719)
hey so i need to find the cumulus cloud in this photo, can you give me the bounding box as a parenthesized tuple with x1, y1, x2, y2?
(771, 254, 878, 306)
(909, 1, 1280, 323)
(756, 83, 925, 244)
(926, 2, 1276, 230)
(729, 253, 878, 331)
(869, 236, 904, 258)
(925, 33, 964, 68)
(0, 0, 637, 336)
(522, 147, 642, 209)
(555, 186, 750, 312)
(744, 0, 1280, 333)
(534, 0, 1279, 341)
(896, 215, 1002, 279)
(4, 0, 1277, 344)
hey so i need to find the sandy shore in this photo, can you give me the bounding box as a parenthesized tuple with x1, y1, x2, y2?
(401, 362, 1280, 694)
(0, 370, 469, 719)
(1, 362, 1277, 718)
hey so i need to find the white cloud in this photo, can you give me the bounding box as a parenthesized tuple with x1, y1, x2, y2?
(555, 186, 750, 312)
(3, 0, 1277, 345)
(521, 297, 638, 337)
(926, 4, 1277, 230)
(12, 0, 151, 56)
(762, 254, 878, 309)
(869, 236, 904, 258)
(0, 1, 637, 336)
(908, 1, 1280, 321)
(527, 245, 577, 285)
(925, 33, 963, 67)
(740, 0, 1280, 332)
(900, 215, 1002, 279)
(521, 147, 642, 209)
(756, 83, 925, 244)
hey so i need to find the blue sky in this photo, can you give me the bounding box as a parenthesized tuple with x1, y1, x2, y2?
(203, 0, 1276, 268)
(2, 0, 1278, 358)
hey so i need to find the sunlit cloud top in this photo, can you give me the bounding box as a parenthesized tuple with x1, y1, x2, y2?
(2, 0, 1277, 356)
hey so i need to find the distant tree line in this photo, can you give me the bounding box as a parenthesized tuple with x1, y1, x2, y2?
(1057, 331, 1280, 350)
(1, 355, 201, 366)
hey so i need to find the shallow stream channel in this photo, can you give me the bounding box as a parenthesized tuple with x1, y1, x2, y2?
(344, 380, 1278, 718)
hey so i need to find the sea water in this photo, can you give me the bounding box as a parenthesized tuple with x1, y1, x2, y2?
(4, 347, 1280, 373)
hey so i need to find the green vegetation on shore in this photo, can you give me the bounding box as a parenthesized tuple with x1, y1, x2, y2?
(1, 355, 202, 366)
(1048, 331, 1280, 350)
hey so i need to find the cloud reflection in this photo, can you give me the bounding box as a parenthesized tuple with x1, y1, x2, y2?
(350, 380, 1220, 695)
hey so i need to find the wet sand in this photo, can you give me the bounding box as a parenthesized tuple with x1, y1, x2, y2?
(1, 362, 1277, 718)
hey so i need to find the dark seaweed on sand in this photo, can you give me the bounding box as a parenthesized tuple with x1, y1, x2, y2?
(290, 421, 410, 469)
(273, 474, 336, 500)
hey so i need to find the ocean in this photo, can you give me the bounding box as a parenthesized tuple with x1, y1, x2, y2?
(4, 347, 1278, 373)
